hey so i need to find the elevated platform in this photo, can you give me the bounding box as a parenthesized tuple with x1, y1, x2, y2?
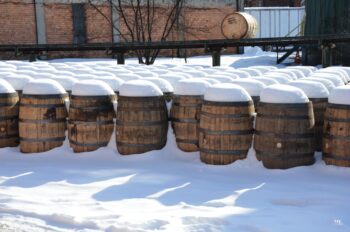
(1, 34, 349, 66)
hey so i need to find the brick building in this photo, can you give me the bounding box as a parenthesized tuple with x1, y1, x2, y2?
(0, 0, 244, 59)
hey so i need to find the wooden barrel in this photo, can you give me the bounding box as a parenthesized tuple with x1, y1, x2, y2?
(0, 92, 19, 147)
(323, 103, 350, 167)
(310, 98, 328, 151)
(231, 79, 266, 112)
(252, 96, 260, 111)
(68, 95, 115, 153)
(116, 96, 168, 155)
(19, 94, 68, 153)
(254, 102, 316, 169)
(164, 92, 174, 102)
(170, 95, 203, 152)
(221, 12, 258, 39)
(199, 101, 255, 165)
(16, 90, 23, 99)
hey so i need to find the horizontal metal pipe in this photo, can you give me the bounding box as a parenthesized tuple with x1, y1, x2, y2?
(1, 34, 350, 53)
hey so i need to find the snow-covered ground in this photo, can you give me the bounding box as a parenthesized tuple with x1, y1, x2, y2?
(0, 49, 350, 232)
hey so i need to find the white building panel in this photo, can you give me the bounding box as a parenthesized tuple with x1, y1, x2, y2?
(245, 7, 305, 38)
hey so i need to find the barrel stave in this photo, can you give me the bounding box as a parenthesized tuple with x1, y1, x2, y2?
(323, 105, 350, 166)
(171, 95, 203, 152)
(199, 101, 254, 165)
(254, 102, 315, 169)
(19, 94, 67, 153)
(0, 93, 19, 147)
(310, 98, 328, 151)
(68, 95, 115, 153)
(116, 96, 168, 155)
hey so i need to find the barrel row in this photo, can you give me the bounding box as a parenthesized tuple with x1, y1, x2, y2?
(0, 92, 169, 155)
(1, 92, 349, 169)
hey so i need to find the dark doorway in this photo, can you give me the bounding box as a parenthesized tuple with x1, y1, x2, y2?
(72, 3, 86, 44)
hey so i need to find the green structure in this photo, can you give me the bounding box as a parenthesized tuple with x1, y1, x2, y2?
(303, 0, 350, 66)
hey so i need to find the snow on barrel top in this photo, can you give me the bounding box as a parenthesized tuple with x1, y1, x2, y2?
(1, 74, 33, 90)
(23, 79, 66, 95)
(214, 72, 240, 79)
(119, 80, 163, 97)
(260, 84, 309, 104)
(174, 79, 211, 96)
(286, 66, 315, 77)
(231, 79, 266, 97)
(208, 74, 235, 83)
(115, 73, 142, 81)
(327, 66, 350, 81)
(158, 74, 186, 87)
(225, 69, 251, 78)
(263, 74, 291, 84)
(133, 71, 158, 78)
(33, 73, 56, 79)
(200, 78, 220, 85)
(94, 76, 125, 92)
(200, 68, 219, 75)
(309, 73, 344, 87)
(328, 86, 350, 105)
(142, 77, 174, 93)
(238, 67, 263, 76)
(305, 77, 335, 92)
(73, 74, 96, 81)
(289, 80, 329, 98)
(317, 69, 348, 83)
(72, 79, 115, 96)
(0, 79, 16, 93)
(179, 70, 207, 78)
(283, 68, 305, 79)
(50, 75, 78, 91)
(204, 83, 252, 102)
(251, 76, 279, 86)
(266, 71, 295, 80)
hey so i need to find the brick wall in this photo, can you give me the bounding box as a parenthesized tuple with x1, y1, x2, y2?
(182, 6, 236, 56)
(44, 3, 73, 44)
(0, 1, 237, 59)
(85, 4, 112, 43)
(184, 7, 234, 40)
(117, 5, 235, 56)
(0, 0, 36, 44)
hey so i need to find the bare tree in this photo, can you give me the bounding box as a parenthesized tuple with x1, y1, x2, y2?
(88, 0, 185, 65)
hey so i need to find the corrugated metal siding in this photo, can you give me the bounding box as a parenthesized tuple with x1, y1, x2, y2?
(305, 0, 350, 35)
(245, 7, 305, 38)
(303, 0, 350, 65)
